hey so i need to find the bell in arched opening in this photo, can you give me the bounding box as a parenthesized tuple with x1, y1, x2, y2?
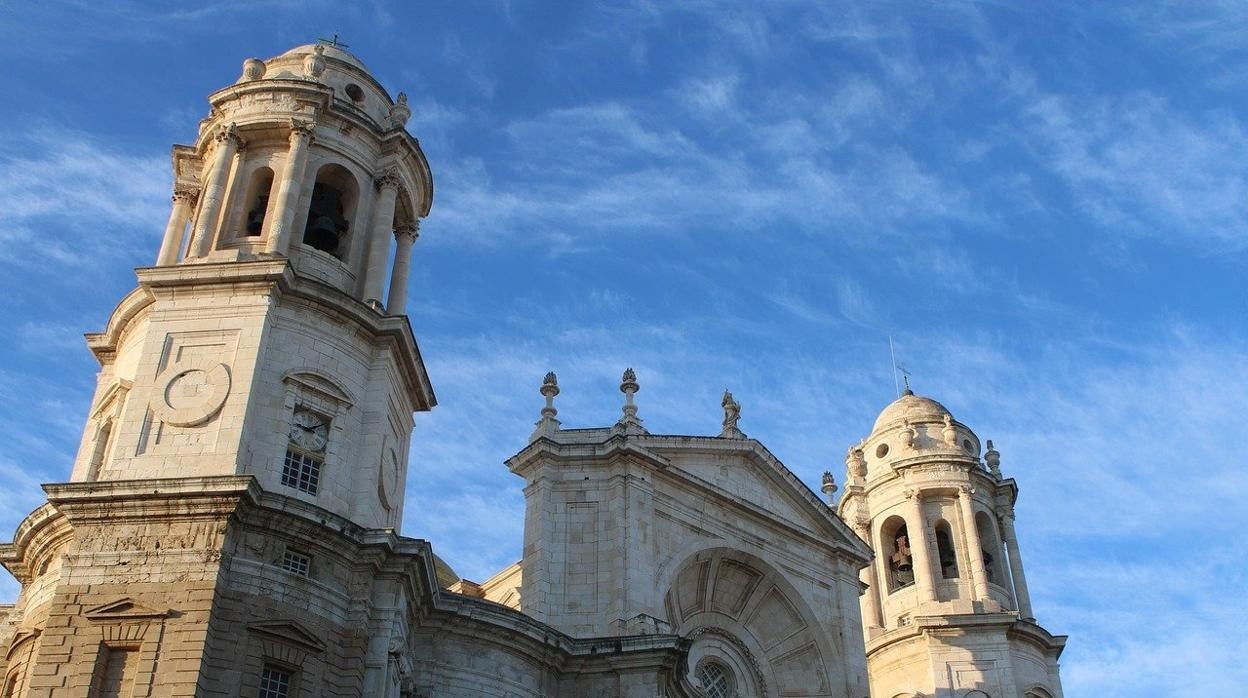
(245, 193, 269, 235)
(303, 182, 349, 254)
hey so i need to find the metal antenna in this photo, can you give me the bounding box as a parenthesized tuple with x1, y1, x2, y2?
(889, 335, 900, 397)
(889, 335, 912, 397)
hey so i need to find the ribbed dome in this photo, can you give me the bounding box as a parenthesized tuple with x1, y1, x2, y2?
(432, 554, 459, 588)
(872, 390, 952, 432)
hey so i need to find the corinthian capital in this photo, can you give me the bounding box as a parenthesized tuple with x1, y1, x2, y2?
(289, 119, 315, 140)
(375, 168, 401, 191)
(394, 220, 419, 240)
(214, 122, 245, 147)
(171, 185, 200, 204)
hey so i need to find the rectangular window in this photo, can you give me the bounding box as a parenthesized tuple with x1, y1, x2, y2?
(258, 665, 291, 698)
(281, 549, 311, 577)
(93, 647, 139, 698)
(282, 449, 322, 494)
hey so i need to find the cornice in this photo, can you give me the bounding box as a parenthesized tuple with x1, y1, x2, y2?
(91, 260, 435, 410)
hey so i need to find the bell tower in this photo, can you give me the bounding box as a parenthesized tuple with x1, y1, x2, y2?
(836, 390, 1066, 698)
(68, 42, 435, 529)
(0, 44, 443, 697)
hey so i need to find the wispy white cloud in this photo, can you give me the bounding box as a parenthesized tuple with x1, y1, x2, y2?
(1021, 92, 1248, 250)
(0, 128, 167, 270)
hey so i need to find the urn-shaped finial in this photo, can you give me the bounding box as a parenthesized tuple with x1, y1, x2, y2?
(985, 439, 1001, 477)
(305, 44, 326, 78)
(900, 419, 916, 449)
(531, 371, 562, 441)
(613, 368, 646, 435)
(820, 471, 837, 501)
(942, 413, 958, 448)
(389, 91, 412, 129)
(240, 58, 267, 82)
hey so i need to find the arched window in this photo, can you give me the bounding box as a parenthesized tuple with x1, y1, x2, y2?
(695, 659, 735, 698)
(935, 520, 959, 579)
(975, 510, 1006, 586)
(4, 673, 18, 698)
(1024, 688, 1054, 698)
(240, 166, 275, 237)
(880, 515, 915, 592)
(302, 164, 358, 259)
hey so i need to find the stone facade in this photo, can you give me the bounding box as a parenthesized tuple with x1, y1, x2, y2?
(0, 43, 1064, 697)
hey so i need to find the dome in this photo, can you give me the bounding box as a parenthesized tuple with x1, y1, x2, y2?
(273, 42, 369, 72)
(871, 390, 952, 432)
(432, 553, 459, 588)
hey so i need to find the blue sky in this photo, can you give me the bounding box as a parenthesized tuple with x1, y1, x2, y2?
(1, 2, 1245, 695)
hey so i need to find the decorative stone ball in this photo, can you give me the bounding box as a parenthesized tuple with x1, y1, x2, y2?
(241, 58, 266, 82)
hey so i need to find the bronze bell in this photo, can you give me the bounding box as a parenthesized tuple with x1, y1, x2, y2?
(891, 534, 914, 572)
(303, 183, 349, 254)
(245, 194, 268, 235)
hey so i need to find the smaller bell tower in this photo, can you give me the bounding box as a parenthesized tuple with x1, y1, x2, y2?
(837, 390, 1066, 698)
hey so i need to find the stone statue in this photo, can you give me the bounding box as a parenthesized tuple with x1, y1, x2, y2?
(719, 389, 745, 438)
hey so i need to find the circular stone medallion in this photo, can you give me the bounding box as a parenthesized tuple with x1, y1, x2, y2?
(151, 361, 231, 427)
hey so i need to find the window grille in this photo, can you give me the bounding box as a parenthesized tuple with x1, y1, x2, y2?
(282, 449, 322, 494)
(258, 665, 291, 698)
(696, 661, 733, 698)
(281, 550, 311, 577)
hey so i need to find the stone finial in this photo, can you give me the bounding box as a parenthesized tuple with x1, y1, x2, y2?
(942, 413, 958, 448)
(530, 371, 562, 441)
(389, 91, 412, 129)
(820, 471, 837, 501)
(846, 445, 867, 481)
(240, 57, 267, 82)
(719, 389, 746, 439)
(899, 419, 916, 449)
(985, 439, 1001, 478)
(305, 43, 326, 78)
(613, 368, 646, 435)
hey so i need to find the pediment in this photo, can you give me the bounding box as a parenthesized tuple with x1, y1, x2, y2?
(84, 597, 169, 621)
(282, 370, 355, 408)
(247, 620, 327, 653)
(652, 438, 871, 560)
(6, 628, 41, 660)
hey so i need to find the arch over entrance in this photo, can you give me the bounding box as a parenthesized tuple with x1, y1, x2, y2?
(662, 547, 841, 698)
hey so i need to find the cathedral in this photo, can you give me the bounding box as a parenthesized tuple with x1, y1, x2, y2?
(0, 44, 1065, 698)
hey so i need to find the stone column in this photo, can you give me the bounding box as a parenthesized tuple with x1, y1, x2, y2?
(362, 171, 401, 306)
(386, 221, 419, 315)
(155, 187, 198, 265)
(854, 520, 884, 628)
(905, 489, 937, 603)
(188, 124, 244, 258)
(999, 511, 1035, 620)
(264, 120, 315, 255)
(958, 486, 991, 602)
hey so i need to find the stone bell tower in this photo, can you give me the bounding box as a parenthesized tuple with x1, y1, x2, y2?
(0, 44, 443, 697)
(70, 42, 435, 527)
(836, 390, 1066, 698)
